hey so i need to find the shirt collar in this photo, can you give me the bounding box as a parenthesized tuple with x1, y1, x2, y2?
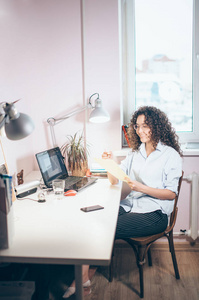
(140, 141, 163, 157)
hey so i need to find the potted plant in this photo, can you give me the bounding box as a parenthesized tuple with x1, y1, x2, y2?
(60, 132, 89, 176)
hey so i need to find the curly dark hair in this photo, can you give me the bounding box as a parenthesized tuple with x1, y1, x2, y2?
(127, 106, 182, 156)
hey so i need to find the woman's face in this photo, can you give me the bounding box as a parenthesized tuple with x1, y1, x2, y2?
(134, 115, 152, 143)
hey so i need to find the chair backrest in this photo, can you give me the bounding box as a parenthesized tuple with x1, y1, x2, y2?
(169, 171, 184, 228)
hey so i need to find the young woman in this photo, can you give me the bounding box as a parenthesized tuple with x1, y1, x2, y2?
(63, 106, 182, 298)
(108, 106, 182, 239)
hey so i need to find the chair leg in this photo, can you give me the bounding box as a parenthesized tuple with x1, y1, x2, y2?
(168, 232, 180, 279)
(137, 245, 144, 298)
(147, 247, 152, 267)
(126, 241, 146, 298)
(138, 263, 144, 298)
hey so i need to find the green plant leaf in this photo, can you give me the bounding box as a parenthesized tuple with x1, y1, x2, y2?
(60, 131, 89, 172)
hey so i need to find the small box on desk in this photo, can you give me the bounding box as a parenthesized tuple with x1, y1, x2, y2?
(0, 176, 14, 249)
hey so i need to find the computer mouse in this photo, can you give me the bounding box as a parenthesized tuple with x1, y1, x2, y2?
(64, 190, 77, 196)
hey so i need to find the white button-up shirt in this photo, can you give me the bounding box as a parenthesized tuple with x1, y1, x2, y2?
(120, 142, 182, 216)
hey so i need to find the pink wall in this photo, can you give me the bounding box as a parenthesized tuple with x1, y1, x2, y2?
(0, 0, 198, 239)
(1, 0, 84, 179)
(0, 0, 121, 181)
(84, 0, 121, 161)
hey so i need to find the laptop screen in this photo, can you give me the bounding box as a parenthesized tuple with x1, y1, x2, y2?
(36, 147, 68, 187)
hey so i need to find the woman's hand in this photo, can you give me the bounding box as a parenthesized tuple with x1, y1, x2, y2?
(102, 151, 112, 159)
(102, 151, 118, 185)
(125, 177, 144, 192)
(124, 177, 176, 200)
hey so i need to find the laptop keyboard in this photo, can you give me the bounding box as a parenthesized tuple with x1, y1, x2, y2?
(66, 177, 97, 191)
(64, 176, 83, 188)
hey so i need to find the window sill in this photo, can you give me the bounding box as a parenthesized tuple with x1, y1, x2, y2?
(181, 144, 199, 156)
(114, 146, 199, 158)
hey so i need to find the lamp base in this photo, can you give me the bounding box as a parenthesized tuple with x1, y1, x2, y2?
(16, 187, 37, 198)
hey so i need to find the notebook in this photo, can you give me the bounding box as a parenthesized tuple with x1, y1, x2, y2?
(35, 147, 97, 192)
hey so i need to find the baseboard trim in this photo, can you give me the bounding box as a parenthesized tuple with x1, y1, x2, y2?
(114, 239, 199, 251)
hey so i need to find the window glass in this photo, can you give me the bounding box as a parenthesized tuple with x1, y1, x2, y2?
(134, 0, 193, 132)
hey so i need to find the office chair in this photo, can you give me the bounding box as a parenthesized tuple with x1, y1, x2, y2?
(109, 172, 183, 298)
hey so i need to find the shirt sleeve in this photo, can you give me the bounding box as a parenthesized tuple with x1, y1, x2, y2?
(163, 149, 182, 194)
(120, 151, 134, 176)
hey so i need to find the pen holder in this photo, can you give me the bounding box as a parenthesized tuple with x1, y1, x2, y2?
(0, 177, 14, 249)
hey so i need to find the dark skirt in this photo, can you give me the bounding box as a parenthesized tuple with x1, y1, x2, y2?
(115, 206, 168, 239)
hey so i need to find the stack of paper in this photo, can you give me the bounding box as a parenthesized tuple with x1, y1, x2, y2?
(90, 162, 107, 177)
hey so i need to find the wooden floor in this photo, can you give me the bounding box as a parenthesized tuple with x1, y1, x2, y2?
(49, 242, 199, 300)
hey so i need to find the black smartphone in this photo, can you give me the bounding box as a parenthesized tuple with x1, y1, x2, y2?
(80, 205, 104, 212)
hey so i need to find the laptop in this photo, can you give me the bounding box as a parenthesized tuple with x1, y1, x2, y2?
(35, 147, 97, 192)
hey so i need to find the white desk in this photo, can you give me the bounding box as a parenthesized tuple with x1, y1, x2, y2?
(0, 174, 121, 300)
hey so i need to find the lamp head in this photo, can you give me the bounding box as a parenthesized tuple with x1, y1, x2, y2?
(0, 101, 35, 140)
(88, 93, 110, 123)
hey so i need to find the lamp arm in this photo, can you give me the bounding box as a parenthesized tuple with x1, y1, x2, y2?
(49, 120, 57, 147)
(0, 114, 6, 129)
(47, 103, 91, 147)
(0, 101, 21, 127)
(47, 103, 91, 126)
(0, 102, 6, 129)
(88, 93, 99, 108)
(47, 93, 103, 147)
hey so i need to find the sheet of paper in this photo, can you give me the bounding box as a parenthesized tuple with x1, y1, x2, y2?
(94, 158, 129, 182)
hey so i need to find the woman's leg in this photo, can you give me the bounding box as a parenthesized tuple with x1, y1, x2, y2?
(69, 265, 90, 288)
(115, 207, 168, 239)
(63, 265, 91, 298)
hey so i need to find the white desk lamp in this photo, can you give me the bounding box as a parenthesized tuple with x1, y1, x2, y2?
(47, 93, 110, 147)
(0, 100, 34, 140)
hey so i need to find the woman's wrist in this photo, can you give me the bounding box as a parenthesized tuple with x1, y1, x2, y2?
(107, 172, 118, 185)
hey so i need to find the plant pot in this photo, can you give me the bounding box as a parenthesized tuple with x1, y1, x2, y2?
(70, 161, 88, 177)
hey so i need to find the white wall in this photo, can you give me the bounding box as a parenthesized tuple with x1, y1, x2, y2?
(0, 0, 198, 239)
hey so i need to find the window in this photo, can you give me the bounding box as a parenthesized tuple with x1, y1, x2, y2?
(120, 0, 199, 145)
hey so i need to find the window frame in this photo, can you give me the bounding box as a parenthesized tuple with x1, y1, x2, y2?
(119, 0, 199, 146)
